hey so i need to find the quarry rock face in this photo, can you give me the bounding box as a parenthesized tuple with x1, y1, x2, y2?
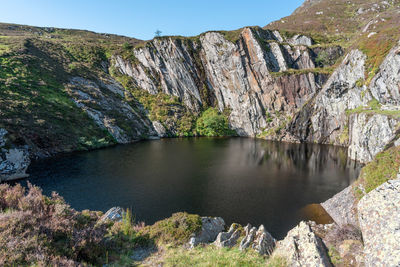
(112, 27, 327, 137)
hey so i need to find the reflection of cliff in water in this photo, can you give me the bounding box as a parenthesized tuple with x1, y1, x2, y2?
(224, 138, 361, 184)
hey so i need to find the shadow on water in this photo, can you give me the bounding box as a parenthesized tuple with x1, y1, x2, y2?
(19, 138, 361, 239)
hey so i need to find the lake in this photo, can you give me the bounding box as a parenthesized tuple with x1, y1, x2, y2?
(23, 138, 361, 239)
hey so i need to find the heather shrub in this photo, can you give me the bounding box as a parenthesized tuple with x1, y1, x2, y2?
(0, 183, 110, 266)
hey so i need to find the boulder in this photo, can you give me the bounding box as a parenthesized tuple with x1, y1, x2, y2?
(0, 148, 30, 182)
(273, 221, 332, 267)
(189, 217, 225, 247)
(240, 224, 275, 255)
(321, 185, 358, 227)
(358, 178, 400, 266)
(99, 207, 124, 223)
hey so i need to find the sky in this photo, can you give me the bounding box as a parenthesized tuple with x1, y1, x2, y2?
(0, 0, 303, 40)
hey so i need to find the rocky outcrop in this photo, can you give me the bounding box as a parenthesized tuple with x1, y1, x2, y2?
(188, 217, 225, 247)
(348, 113, 399, 163)
(213, 224, 241, 248)
(239, 224, 276, 255)
(67, 77, 159, 142)
(358, 178, 400, 266)
(0, 129, 30, 182)
(273, 221, 332, 267)
(321, 185, 358, 227)
(369, 41, 400, 105)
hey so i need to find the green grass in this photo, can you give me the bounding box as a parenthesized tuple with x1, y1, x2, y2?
(354, 145, 400, 198)
(346, 99, 400, 118)
(269, 67, 334, 77)
(139, 212, 202, 245)
(160, 246, 287, 267)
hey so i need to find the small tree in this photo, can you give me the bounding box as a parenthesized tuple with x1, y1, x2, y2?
(154, 29, 162, 37)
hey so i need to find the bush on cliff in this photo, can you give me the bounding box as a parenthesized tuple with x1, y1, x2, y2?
(195, 108, 236, 137)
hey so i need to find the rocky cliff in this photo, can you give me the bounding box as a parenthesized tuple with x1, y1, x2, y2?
(111, 27, 333, 137)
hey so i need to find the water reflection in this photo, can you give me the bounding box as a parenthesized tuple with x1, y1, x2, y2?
(21, 138, 361, 239)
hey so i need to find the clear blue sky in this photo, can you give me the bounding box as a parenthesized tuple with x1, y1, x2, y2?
(0, 0, 303, 40)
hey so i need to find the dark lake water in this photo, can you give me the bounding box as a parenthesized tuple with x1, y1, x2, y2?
(23, 138, 361, 239)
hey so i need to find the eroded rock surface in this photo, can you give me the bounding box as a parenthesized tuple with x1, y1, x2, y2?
(273, 221, 332, 267)
(348, 113, 399, 163)
(321, 185, 358, 227)
(189, 217, 225, 247)
(213, 224, 241, 248)
(369, 41, 400, 105)
(239, 224, 275, 255)
(358, 178, 400, 266)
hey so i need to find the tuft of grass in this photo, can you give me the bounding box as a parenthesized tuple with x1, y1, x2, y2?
(269, 67, 334, 77)
(346, 99, 400, 118)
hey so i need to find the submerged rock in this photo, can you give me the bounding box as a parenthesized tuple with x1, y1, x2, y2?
(273, 221, 332, 267)
(189, 217, 225, 247)
(358, 178, 400, 266)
